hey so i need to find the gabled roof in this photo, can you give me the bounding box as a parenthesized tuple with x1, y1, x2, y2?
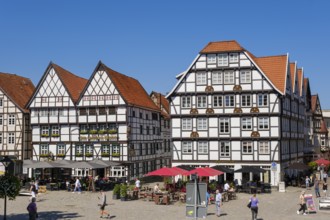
(311, 95, 318, 112)
(0, 72, 35, 113)
(200, 40, 245, 53)
(320, 119, 328, 133)
(297, 68, 303, 96)
(253, 55, 288, 94)
(51, 63, 88, 103)
(150, 91, 170, 119)
(100, 63, 159, 112)
(289, 62, 296, 91)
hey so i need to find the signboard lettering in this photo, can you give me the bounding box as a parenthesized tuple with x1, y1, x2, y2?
(83, 95, 119, 101)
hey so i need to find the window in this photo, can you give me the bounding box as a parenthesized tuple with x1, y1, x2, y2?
(0, 133, 2, 144)
(85, 145, 93, 155)
(224, 71, 234, 84)
(197, 96, 207, 108)
(197, 118, 208, 130)
(212, 71, 222, 84)
(41, 126, 49, 136)
(258, 94, 268, 106)
(76, 144, 84, 155)
(79, 108, 87, 115)
(181, 96, 191, 108)
(89, 108, 97, 115)
(207, 54, 216, 64)
(229, 53, 238, 63)
(196, 72, 207, 85)
(99, 124, 107, 131)
(99, 107, 106, 115)
(89, 124, 97, 131)
(198, 142, 208, 154)
(240, 70, 251, 83)
(49, 109, 58, 116)
(8, 114, 15, 125)
(40, 144, 49, 155)
(182, 118, 192, 130)
(220, 141, 230, 157)
(146, 126, 150, 135)
(139, 112, 143, 119)
(242, 141, 253, 154)
(132, 110, 136, 117)
(112, 144, 120, 154)
(80, 125, 88, 133)
(39, 109, 47, 117)
(242, 118, 252, 130)
(182, 141, 192, 153)
(219, 118, 230, 134)
(57, 96, 63, 102)
(108, 107, 116, 115)
(218, 54, 228, 66)
(259, 142, 270, 154)
(102, 145, 110, 154)
(41, 97, 48, 103)
(258, 117, 269, 130)
(57, 144, 65, 155)
(213, 95, 223, 108)
(225, 95, 235, 107)
(0, 99, 2, 107)
(51, 126, 59, 136)
(241, 95, 251, 107)
(152, 113, 158, 120)
(0, 115, 2, 125)
(140, 125, 143, 134)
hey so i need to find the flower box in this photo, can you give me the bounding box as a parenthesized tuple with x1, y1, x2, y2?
(89, 130, 98, 134)
(56, 154, 65, 157)
(112, 152, 120, 157)
(51, 134, 60, 137)
(76, 153, 83, 157)
(98, 130, 107, 134)
(80, 130, 88, 134)
(108, 129, 118, 134)
(85, 153, 93, 157)
(41, 134, 49, 137)
(101, 153, 110, 157)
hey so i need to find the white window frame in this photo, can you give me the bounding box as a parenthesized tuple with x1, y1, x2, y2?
(225, 95, 235, 107)
(112, 144, 120, 154)
(207, 54, 216, 64)
(57, 144, 66, 155)
(241, 95, 252, 107)
(224, 71, 234, 84)
(258, 117, 269, 130)
(8, 133, 15, 144)
(76, 145, 84, 155)
(213, 95, 223, 108)
(40, 144, 48, 155)
(229, 53, 239, 63)
(242, 117, 252, 130)
(218, 54, 228, 66)
(102, 145, 110, 154)
(198, 141, 208, 154)
(220, 141, 230, 157)
(197, 96, 207, 108)
(258, 94, 268, 106)
(197, 118, 208, 130)
(181, 96, 191, 108)
(41, 126, 49, 136)
(49, 109, 58, 116)
(85, 144, 94, 154)
(240, 70, 251, 83)
(196, 72, 207, 85)
(242, 141, 253, 154)
(8, 114, 15, 125)
(212, 71, 223, 84)
(52, 126, 59, 135)
(182, 118, 192, 130)
(182, 141, 192, 153)
(259, 141, 270, 154)
(219, 118, 230, 134)
(39, 110, 48, 117)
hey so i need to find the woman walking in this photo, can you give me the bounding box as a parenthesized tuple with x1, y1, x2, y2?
(249, 194, 259, 220)
(297, 191, 307, 215)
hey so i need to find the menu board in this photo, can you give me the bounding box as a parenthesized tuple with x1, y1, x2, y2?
(304, 194, 316, 213)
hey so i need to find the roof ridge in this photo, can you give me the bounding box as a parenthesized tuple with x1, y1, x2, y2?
(257, 54, 287, 58)
(51, 63, 87, 81)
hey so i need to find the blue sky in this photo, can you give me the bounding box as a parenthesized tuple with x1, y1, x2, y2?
(1, 1, 330, 108)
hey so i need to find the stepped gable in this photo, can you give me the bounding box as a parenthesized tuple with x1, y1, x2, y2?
(0, 72, 35, 112)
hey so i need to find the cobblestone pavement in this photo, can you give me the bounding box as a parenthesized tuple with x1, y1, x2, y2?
(0, 183, 329, 220)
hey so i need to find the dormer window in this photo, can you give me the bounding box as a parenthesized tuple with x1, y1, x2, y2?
(218, 54, 228, 66)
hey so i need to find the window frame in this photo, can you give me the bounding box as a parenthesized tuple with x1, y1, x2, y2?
(182, 141, 192, 154)
(181, 96, 191, 108)
(197, 118, 208, 130)
(207, 54, 216, 64)
(182, 118, 192, 130)
(241, 95, 252, 107)
(218, 53, 228, 66)
(8, 114, 15, 125)
(258, 117, 269, 130)
(225, 95, 235, 107)
(213, 95, 223, 108)
(220, 141, 230, 157)
(224, 71, 235, 84)
(8, 132, 15, 144)
(196, 72, 207, 85)
(240, 70, 251, 83)
(242, 141, 253, 154)
(259, 141, 270, 154)
(219, 118, 230, 134)
(57, 144, 66, 155)
(197, 96, 207, 108)
(258, 94, 268, 106)
(229, 53, 239, 63)
(212, 71, 223, 84)
(198, 141, 208, 154)
(241, 117, 252, 130)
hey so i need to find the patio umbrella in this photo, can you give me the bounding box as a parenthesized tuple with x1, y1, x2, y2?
(51, 160, 74, 167)
(286, 162, 310, 171)
(172, 166, 189, 175)
(90, 159, 121, 167)
(234, 166, 266, 174)
(183, 167, 224, 177)
(23, 161, 55, 169)
(211, 165, 234, 174)
(58, 161, 106, 169)
(313, 158, 330, 166)
(145, 167, 183, 176)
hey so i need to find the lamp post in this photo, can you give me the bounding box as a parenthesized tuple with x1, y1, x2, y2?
(1, 156, 12, 220)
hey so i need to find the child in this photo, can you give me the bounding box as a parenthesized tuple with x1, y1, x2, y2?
(98, 190, 110, 218)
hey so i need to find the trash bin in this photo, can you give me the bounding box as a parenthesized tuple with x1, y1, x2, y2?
(278, 181, 285, 192)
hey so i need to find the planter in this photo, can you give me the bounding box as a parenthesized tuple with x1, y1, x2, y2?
(76, 153, 83, 157)
(51, 134, 60, 137)
(108, 130, 118, 134)
(56, 154, 65, 158)
(80, 131, 88, 134)
(41, 134, 49, 138)
(112, 153, 120, 157)
(101, 153, 110, 157)
(85, 153, 93, 157)
(112, 194, 120, 200)
(98, 130, 107, 134)
(89, 130, 98, 134)
(120, 196, 127, 201)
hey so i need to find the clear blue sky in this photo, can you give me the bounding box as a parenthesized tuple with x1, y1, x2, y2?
(1, 1, 330, 108)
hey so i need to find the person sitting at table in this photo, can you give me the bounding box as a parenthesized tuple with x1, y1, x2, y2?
(154, 183, 160, 193)
(224, 182, 230, 192)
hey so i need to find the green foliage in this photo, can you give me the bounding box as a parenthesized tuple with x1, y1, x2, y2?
(89, 130, 98, 134)
(113, 184, 120, 196)
(308, 161, 318, 170)
(85, 153, 93, 157)
(108, 129, 118, 134)
(0, 174, 21, 200)
(101, 152, 110, 157)
(112, 152, 120, 157)
(98, 130, 107, 134)
(208, 182, 217, 191)
(120, 184, 128, 197)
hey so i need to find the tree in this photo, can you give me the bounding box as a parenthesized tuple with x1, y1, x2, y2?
(0, 174, 21, 200)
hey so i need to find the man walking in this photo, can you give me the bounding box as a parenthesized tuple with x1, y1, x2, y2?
(73, 177, 82, 194)
(314, 178, 320, 197)
(215, 190, 222, 217)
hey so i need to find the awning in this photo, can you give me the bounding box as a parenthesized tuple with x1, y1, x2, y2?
(145, 167, 184, 177)
(57, 161, 107, 169)
(234, 166, 266, 174)
(23, 161, 55, 169)
(211, 165, 234, 174)
(90, 159, 121, 167)
(183, 167, 224, 177)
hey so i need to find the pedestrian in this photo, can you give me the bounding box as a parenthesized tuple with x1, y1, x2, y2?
(72, 177, 82, 194)
(305, 176, 310, 190)
(323, 172, 328, 183)
(297, 191, 307, 215)
(215, 189, 222, 217)
(224, 182, 230, 192)
(35, 180, 39, 201)
(249, 194, 259, 220)
(135, 178, 140, 190)
(314, 179, 320, 197)
(323, 180, 328, 196)
(98, 190, 110, 219)
(27, 197, 38, 220)
(30, 182, 36, 201)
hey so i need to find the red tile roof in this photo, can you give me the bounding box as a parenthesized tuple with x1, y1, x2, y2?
(52, 63, 88, 103)
(254, 55, 288, 93)
(0, 72, 35, 112)
(320, 119, 328, 133)
(200, 40, 245, 53)
(289, 63, 296, 91)
(150, 91, 170, 118)
(101, 63, 160, 112)
(311, 95, 318, 112)
(297, 68, 303, 96)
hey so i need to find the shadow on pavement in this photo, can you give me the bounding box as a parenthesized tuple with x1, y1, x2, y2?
(4, 211, 81, 220)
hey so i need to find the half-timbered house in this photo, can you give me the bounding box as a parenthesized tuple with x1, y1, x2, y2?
(166, 40, 307, 186)
(0, 72, 35, 175)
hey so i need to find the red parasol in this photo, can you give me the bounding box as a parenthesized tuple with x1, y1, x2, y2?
(183, 167, 224, 177)
(313, 158, 330, 166)
(145, 167, 183, 176)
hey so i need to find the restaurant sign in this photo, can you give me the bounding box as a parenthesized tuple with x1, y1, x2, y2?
(80, 134, 118, 141)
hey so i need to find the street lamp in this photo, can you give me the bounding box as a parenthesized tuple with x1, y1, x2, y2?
(1, 156, 12, 220)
